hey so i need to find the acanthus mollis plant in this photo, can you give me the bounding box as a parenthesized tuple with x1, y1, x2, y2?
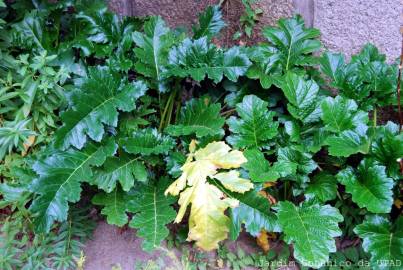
(0, 2, 402, 269)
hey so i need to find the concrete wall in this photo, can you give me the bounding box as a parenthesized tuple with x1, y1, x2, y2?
(313, 0, 402, 61)
(108, 0, 402, 60)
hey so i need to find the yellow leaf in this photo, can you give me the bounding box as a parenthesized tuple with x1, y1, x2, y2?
(256, 230, 270, 252)
(22, 135, 36, 157)
(214, 170, 254, 193)
(394, 199, 403, 209)
(165, 141, 253, 250)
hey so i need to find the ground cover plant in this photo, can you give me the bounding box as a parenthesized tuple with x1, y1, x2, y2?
(0, 0, 402, 269)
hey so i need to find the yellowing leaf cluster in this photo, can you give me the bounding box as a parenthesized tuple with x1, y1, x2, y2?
(165, 140, 253, 250)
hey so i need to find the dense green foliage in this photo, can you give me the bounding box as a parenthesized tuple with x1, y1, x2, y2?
(0, 1, 402, 269)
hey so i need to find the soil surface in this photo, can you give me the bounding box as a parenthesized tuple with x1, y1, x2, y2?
(83, 221, 296, 270)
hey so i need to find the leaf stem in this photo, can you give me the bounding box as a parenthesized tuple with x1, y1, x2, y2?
(373, 107, 377, 128)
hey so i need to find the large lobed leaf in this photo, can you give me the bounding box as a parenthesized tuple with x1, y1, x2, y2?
(226, 95, 278, 149)
(92, 154, 147, 193)
(165, 98, 225, 138)
(243, 149, 292, 182)
(337, 159, 394, 213)
(372, 122, 403, 180)
(92, 187, 135, 227)
(167, 37, 251, 82)
(165, 141, 253, 250)
(354, 216, 403, 270)
(30, 139, 117, 232)
(276, 72, 320, 123)
(276, 201, 343, 268)
(321, 96, 368, 133)
(55, 67, 147, 150)
(192, 5, 225, 40)
(120, 128, 175, 156)
(262, 15, 321, 71)
(132, 16, 175, 92)
(325, 123, 370, 157)
(229, 189, 280, 240)
(128, 181, 176, 252)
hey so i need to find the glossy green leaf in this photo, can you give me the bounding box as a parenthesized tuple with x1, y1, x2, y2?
(229, 189, 280, 240)
(93, 155, 147, 192)
(120, 128, 175, 156)
(55, 67, 147, 150)
(305, 172, 337, 202)
(372, 122, 403, 180)
(337, 159, 393, 213)
(354, 216, 403, 270)
(165, 98, 225, 137)
(277, 147, 317, 183)
(128, 182, 176, 252)
(262, 15, 320, 70)
(326, 124, 370, 157)
(276, 72, 320, 123)
(321, 96, 367, 133)
(167, 37, 251, 82)
(193, 5, 225, 40)
(30, 139, 117, 232)
(227, 95, 278, 149)
(132, 16, 174, 92)
(276, 201, 343, 268)
(92, 187, 134, 226)
(243, 149, 292, 182)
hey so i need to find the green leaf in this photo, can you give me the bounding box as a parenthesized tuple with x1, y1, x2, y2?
(336, 159, 393, 213)
(320, 52, 345, 84)
(128, 181, 176, 252)
(321, 96, 368, 132)
(262, 15, 321, 71)
(167, 37, 251, 82)
(165, 151, 186, 178)
(30, 139, 117, 232)
(354, 216, 403, 270)
(55, 67, 147, 150)
(132, 16, 174, 92)
(193, 5, 225, 40)
(0, 119, 36, 160)
(165, 98, 225, 137)
(277, 147, 317, 183)
(92, 187, 134, 226)
(276, 72, 320, 123)
(373, 122, 403, 180)
(243, 149, 292, 182)
(93, 154, 147, 192)
(229, 189, 280, 240)
(276, 201, 343, 268)
(120, 128, 175, 156)
(227, 95, 278, 149)
(305, 172, 337, 202)
(325, 124, 370, 157)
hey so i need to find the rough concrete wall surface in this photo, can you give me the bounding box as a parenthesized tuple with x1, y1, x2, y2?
(314, 0, 402, 61)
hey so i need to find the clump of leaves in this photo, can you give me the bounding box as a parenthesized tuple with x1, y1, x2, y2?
(1, 1, 402, 270)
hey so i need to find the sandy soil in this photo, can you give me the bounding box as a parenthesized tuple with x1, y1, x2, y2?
(83, 221, 263, 270)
